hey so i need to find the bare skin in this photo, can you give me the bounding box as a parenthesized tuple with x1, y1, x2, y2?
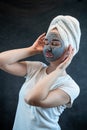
(0, 33, 46, 76)
(24, 44, 74, 108)
(0, 31, 74, 108)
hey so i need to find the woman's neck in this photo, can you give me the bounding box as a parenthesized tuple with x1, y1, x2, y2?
(46, 63, 67, 76)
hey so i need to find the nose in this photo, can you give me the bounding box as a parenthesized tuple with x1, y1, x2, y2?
(47, 46, 52, 52)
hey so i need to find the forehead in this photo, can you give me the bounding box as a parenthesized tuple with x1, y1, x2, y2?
(50, 28, 59, 33)
(45, 28, 64, 45)
(45, 29, 60, 39)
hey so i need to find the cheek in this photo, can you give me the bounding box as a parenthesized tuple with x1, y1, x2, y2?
(52, 47, 65, 58)
(43, 46, 47, 54)
(52, 48, 60, 55)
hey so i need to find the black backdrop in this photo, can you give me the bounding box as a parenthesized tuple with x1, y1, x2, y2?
(0, 0, 87, 130)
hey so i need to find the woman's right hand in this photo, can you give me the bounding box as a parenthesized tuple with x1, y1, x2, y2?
(32, 33, 46, 54)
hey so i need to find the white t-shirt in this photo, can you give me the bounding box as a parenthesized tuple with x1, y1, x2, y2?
(13, 61, 80, 130)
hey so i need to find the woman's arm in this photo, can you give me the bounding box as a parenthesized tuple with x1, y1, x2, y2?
(24, 69, 70, 107)
(0, 47, 37, 66)
(0, 47, 37, 76)
(24, 45, 74, 107)
(0, 33, 45, 76)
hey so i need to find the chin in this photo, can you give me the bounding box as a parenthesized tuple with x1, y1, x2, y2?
(50, 58, 61, 66)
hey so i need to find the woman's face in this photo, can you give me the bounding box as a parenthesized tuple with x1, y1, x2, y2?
(43, 29, 66, 63)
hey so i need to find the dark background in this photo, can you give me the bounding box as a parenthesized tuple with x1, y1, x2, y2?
(0, 0, 87, 130)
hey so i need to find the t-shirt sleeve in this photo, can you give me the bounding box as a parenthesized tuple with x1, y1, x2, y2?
(24, 61, 46, 79)
(59, 79, 80, 108)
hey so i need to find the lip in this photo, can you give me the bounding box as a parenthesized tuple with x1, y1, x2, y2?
(45, 52, 54, 58)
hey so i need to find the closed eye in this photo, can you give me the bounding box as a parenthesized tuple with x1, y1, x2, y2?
(51, 41, 61, 46)
(44, 39, 61, 46)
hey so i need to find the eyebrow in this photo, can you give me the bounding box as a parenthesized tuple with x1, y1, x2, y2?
(52, 39, 60, 41)
(45, 38, 60, 41)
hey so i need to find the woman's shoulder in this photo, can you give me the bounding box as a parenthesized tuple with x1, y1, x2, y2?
(62, 74, 80, 97)
(58, 75, 80, 107)
(25, 61, 47, 78)
(66, 74, 80, 88)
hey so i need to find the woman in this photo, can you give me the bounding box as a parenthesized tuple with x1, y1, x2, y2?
(0, 15, 81, 130)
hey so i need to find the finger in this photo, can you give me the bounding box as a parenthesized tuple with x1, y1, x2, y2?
(66, 48, 74, 62)
(59, 44, 73, 62)
(69, 45, 74, 58)
(68, 44, 74, 53)
(38, 33, 46, 39)
(58, 48, 69, 62)
(59, 55, 71, 69)
(59, 48, 74, 69)
(66, 45, 74, 59)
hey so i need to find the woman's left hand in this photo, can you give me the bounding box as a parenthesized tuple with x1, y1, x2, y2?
(56, 45, 74, 71)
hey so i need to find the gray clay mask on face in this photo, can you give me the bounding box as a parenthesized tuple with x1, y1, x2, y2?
(43, 31, 65, 62)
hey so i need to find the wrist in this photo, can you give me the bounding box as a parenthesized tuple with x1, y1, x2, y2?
(30, 45, 43, 54)
(27, 46, 39, 55)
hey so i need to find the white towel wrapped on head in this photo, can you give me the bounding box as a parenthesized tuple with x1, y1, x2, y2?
(46, 15, 81, 56)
